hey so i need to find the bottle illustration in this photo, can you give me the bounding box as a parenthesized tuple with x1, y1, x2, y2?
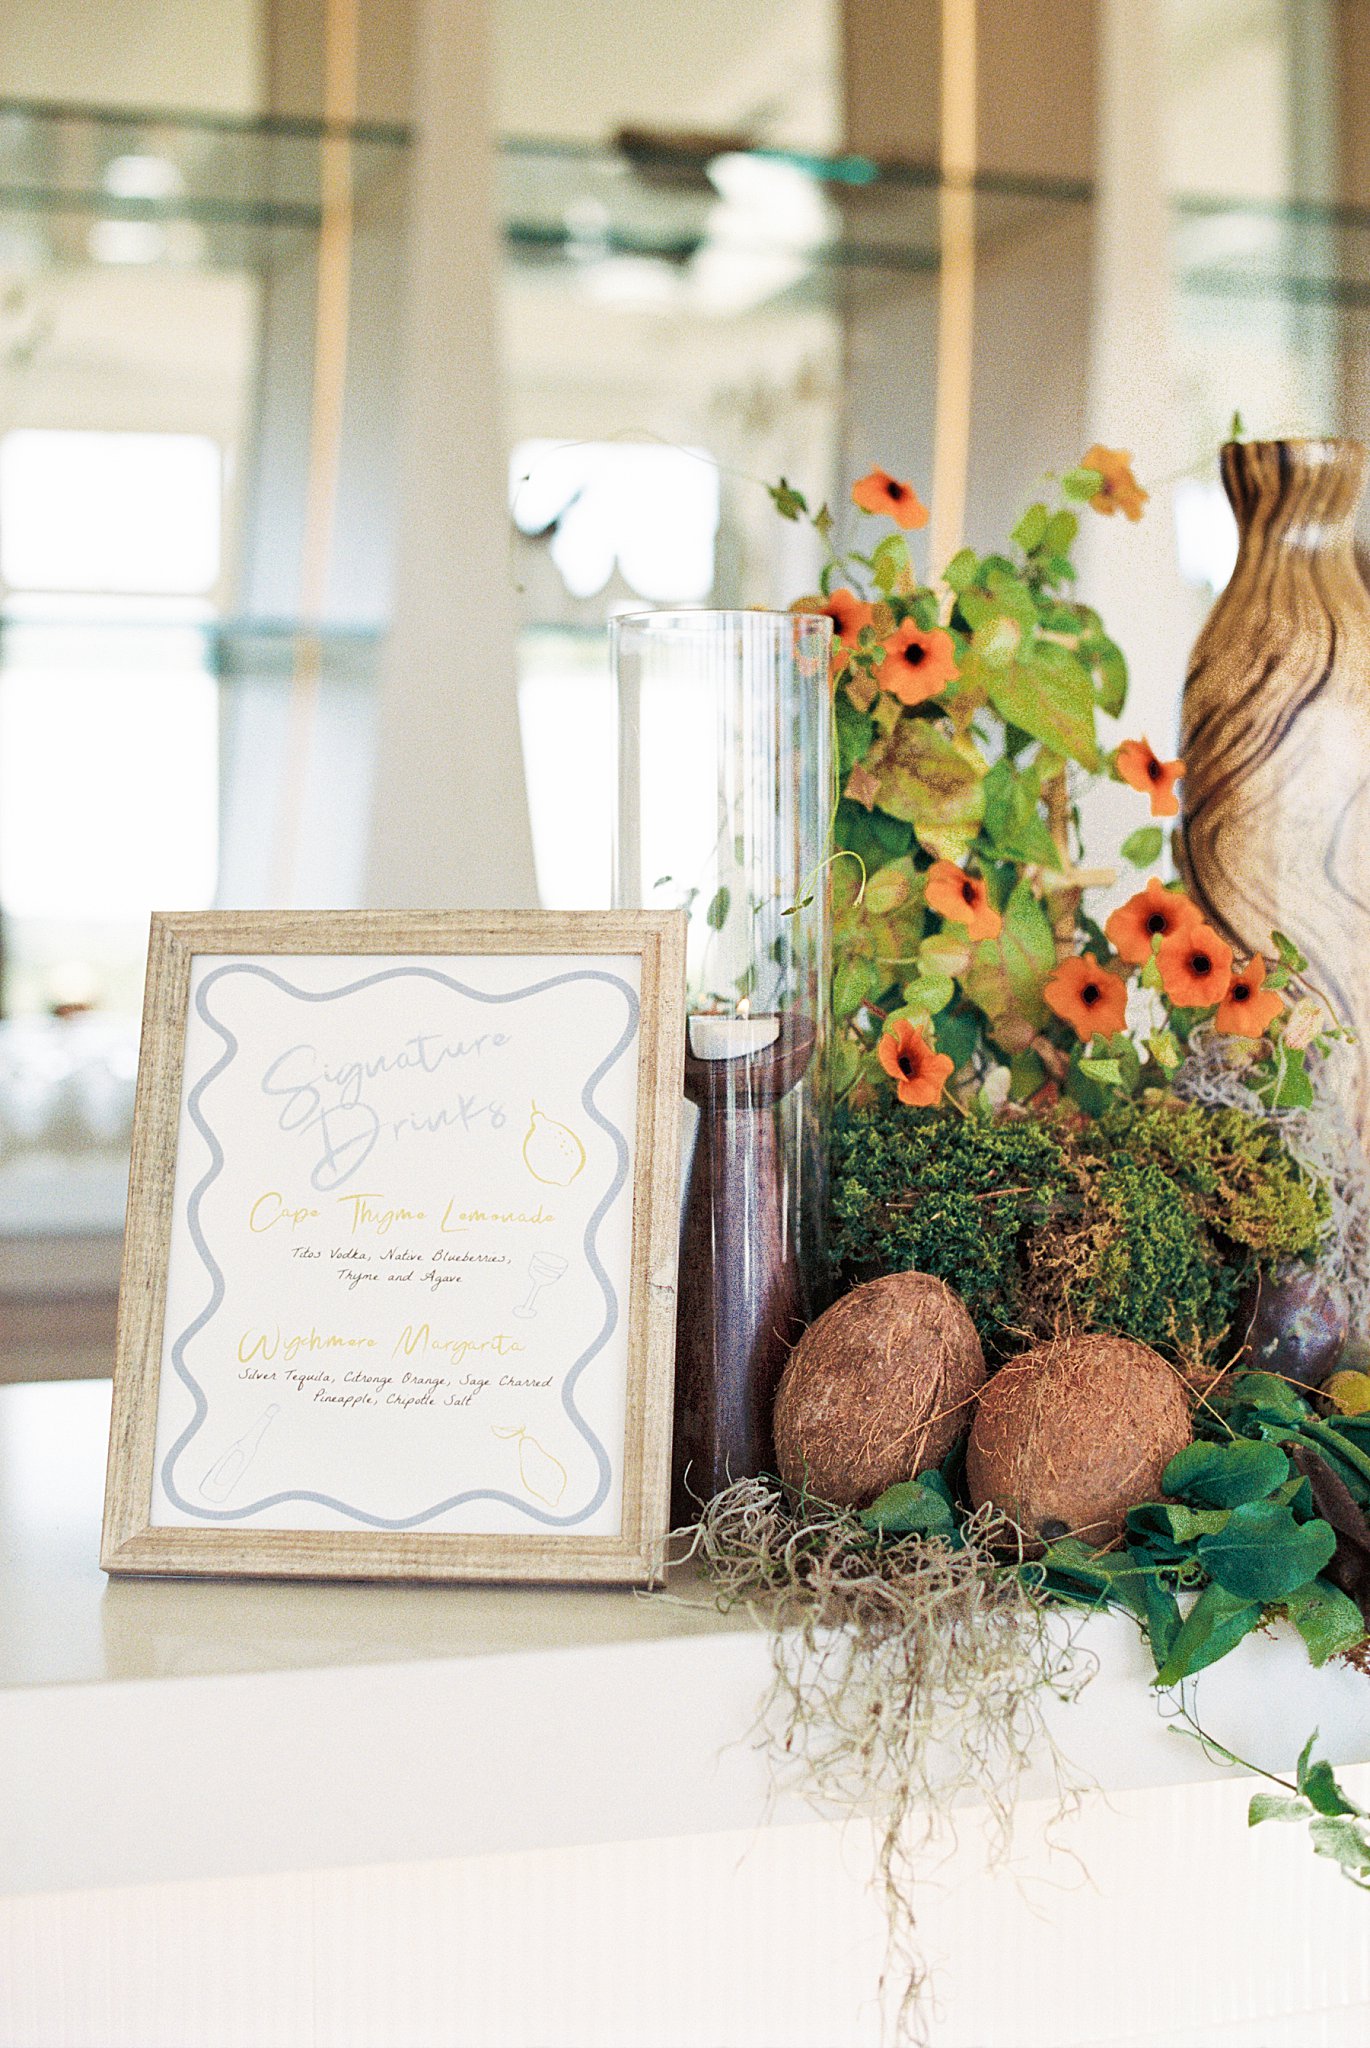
(521, 1104, 586, 1186)
(513, 1249, 569, 1319)
(493, 1423, 568, 1507)
(199, 1404, 280, 1504)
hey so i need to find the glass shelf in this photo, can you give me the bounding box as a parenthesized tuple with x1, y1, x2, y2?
(500, 137, 1091, 285)
(8, 99, 1370, 309)
(0, 96, 412, 270)
(0, 612, 384, 685)
(1174, 192, 1370, 312)
(1, 104, 1094, 279)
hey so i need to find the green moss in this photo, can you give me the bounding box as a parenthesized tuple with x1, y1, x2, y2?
(1092, 1099, 1329, 1259)
(830, 1094, 1329, 1368)
(830, 1107, 1071, 1345)
(1082, 1157, 1241, 1359)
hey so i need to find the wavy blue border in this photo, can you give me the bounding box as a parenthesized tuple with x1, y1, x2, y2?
(159, 962, 639, 1529)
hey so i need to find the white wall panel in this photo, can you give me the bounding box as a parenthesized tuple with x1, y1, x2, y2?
(4, 1770, 1369, 2048)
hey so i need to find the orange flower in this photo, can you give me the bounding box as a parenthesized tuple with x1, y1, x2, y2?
(873, 621, 959, 705)
(1043, 953, 1129, 1041)
(1215, 956, 1285, 1038)
(1116, 737, 1185, 818)
(811, 586, 875, 681)
(1080, 444, 1149, 522)
(1104, 876, 1203, 965)
(1157, 922, 1233, 1008)
(924, 859, 1003, 942)
(877, 1018, 955, 1107)
(852, 468, 929, 531)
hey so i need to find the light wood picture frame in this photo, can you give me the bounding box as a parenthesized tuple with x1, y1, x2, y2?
(101, 910, 686, 1586)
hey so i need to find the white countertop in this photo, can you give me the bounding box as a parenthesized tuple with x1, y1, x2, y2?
(2, 1379, 1368, 1898)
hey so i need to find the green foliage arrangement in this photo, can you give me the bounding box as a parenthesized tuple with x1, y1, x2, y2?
(771, 455, 1350, 1121)
(855, 1370, 1370, 1680)
(830, 1095, 1330, 1368)
(1031, 1371, 1370, 1678)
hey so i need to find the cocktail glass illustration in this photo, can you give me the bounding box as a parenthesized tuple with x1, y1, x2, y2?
(493, 1423, 568, 1506)
(200, 1403, 280, 1503)
(514, 1250, 569, 1319)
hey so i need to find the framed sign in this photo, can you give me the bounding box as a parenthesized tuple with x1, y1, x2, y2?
(102, 911, 685, 1585)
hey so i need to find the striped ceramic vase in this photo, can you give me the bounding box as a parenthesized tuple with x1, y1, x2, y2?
(1179, 437, 1370, 1159)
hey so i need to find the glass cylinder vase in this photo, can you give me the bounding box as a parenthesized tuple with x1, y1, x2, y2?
(611, 607, 833, 1517)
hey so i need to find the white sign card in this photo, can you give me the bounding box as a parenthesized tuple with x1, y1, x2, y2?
(102, 912, 685, 1584)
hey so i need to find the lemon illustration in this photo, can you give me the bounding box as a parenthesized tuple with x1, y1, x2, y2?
(521, 1103, 586, 1186)
(493, 1424, 568, 1507)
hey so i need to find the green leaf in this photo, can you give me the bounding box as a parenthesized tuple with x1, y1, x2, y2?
(833, 956, 873, 1020)
(902, 971, 955, 1016)
(931, 1006, 979, 1071)
(980, 757, 1062, 869)
(943, 546, 979, 594)
(862, 859, 915, 916)
(1227, 1372, 1314, 1425)
(959, 877, 1057, 1047)
(1258, 1052, 1315, 1110)
(1120, 824, 1164, 868)
(860, 1472, 959, 1541)
(972, 613, 1027, 670)
(1163, 1439, 1290, 1509)
(1298, 1745, 1365, 1818)
(831, 1036, 862, 1099)
(1249, 1793, 1310, 1826)
(1009, 1048, 1047, 1101)
(1309, 1816, 1370, 1884)
(1088, 636, 1128, 717)
(1126, 1499, 1232, 1546)
(1062, 465, 1104, 501)
(862, 719, 987, 863)
(1271, 929, 1309, 974)
(977, 641, 1101, 773)
(1042, 508, 1079, 556)
(706, 885, 731, 932)
(835, 692, 876, 777)
(1012, 502, 1049, 553)
(1138, 1574, 1184, 1667)
(768, 477, 808, 521)
(835, 798, 914, 868)
(1035, 1536, 1113, 1601)
(1196, 1500, 1336, 1602)
(870, 533, 911, 595)
(1147, 1029, 1182, 1071)
(1154, 1582, 1264, 1686)
(1079, 1056, 1123, 1085)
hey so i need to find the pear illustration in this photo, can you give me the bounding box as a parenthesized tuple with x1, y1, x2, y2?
(521, 1103, 586, 1186)
(493, 1423, 568, 1507)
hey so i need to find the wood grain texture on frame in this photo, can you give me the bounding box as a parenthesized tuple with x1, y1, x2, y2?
(101, 910, 686, 1586)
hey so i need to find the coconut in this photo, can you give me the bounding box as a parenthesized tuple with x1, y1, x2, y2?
(774, 1272, 986, 1507)
(966, 1334, 1191, 1551)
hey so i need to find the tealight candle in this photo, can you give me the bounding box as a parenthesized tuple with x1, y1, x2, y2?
(687, 1008, 782, 1061)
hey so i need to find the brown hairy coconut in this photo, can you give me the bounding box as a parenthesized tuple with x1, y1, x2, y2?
(967, 1334, 1192, 1551)
(774, 1272, 986, 1507)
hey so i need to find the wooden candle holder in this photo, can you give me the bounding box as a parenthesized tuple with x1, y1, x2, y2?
(673, 1013, 817, 1520)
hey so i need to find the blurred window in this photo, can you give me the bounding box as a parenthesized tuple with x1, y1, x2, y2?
(510, 440, 719, 602)
(0, 430, 221, 594)
(0, 429, 221, 1015)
